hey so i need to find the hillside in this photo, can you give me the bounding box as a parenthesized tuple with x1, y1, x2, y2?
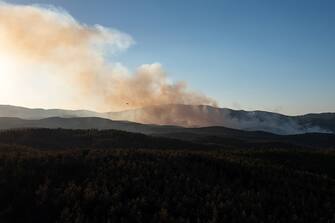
(0, 117, 335, 149)
(0, 128, 334, 223)
(1, 104, 335, 134)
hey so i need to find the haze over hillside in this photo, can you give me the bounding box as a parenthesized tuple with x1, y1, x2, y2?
(1, 104, 334, 135)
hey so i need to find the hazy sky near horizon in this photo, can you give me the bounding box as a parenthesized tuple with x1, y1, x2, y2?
(2, 0, 335, 114)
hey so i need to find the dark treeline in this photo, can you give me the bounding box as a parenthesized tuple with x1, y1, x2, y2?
(0, 129, 334, 223)
(0, 128, 207, 150)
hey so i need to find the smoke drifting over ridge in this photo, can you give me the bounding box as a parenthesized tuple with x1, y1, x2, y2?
(0, 2, 217, 112)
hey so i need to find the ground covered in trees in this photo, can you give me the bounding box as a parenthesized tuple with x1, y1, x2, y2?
(0, 129, 334, 223)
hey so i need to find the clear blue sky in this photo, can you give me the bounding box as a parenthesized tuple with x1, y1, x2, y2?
(9, 0, 335, 114)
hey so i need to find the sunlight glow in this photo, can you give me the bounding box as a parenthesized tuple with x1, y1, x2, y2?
(0, 55, 17, 105)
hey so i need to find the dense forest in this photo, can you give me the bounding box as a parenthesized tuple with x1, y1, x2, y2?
(0, 129, 334, 223)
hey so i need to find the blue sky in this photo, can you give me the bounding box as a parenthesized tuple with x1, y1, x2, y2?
(7, 0, 335, 114)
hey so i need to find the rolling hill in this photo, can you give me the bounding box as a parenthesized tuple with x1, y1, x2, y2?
(0, 117, 334, 149)
(1, 104, 335, 135)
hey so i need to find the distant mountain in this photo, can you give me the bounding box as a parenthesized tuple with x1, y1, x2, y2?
(0, 117, 335, 149)
(0, 117, 179, 135)
(1, 104, 335, 135)
(106, 104, 335, 134)
(0, 105, 100, 119)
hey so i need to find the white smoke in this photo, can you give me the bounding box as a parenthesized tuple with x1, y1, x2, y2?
(0, 2, 217, 112)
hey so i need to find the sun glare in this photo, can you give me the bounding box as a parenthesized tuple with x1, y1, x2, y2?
(0, 55, 15, 84)
(0, 54, 21, 105)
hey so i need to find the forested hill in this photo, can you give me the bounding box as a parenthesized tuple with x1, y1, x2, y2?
(0, 128, 204, 150)
(0, 117, 335, 149)
(0, 128, 334, 222)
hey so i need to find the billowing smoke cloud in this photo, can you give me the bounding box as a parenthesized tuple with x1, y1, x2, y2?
(0, 2, 217, 112)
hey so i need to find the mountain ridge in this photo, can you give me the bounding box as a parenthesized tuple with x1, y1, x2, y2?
(0, 116, 334, 149)
(1, 104, 335, 135)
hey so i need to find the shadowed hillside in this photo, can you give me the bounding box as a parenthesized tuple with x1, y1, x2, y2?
(0, 129, 334, 223)
(1, 104, 335, 134)
(1, 117, 335, 149)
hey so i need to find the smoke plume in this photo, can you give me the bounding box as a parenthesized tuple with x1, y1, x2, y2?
(0, 2, 217, 112)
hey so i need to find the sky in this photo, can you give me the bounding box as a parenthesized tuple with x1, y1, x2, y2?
(2, 0, 335, 114)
